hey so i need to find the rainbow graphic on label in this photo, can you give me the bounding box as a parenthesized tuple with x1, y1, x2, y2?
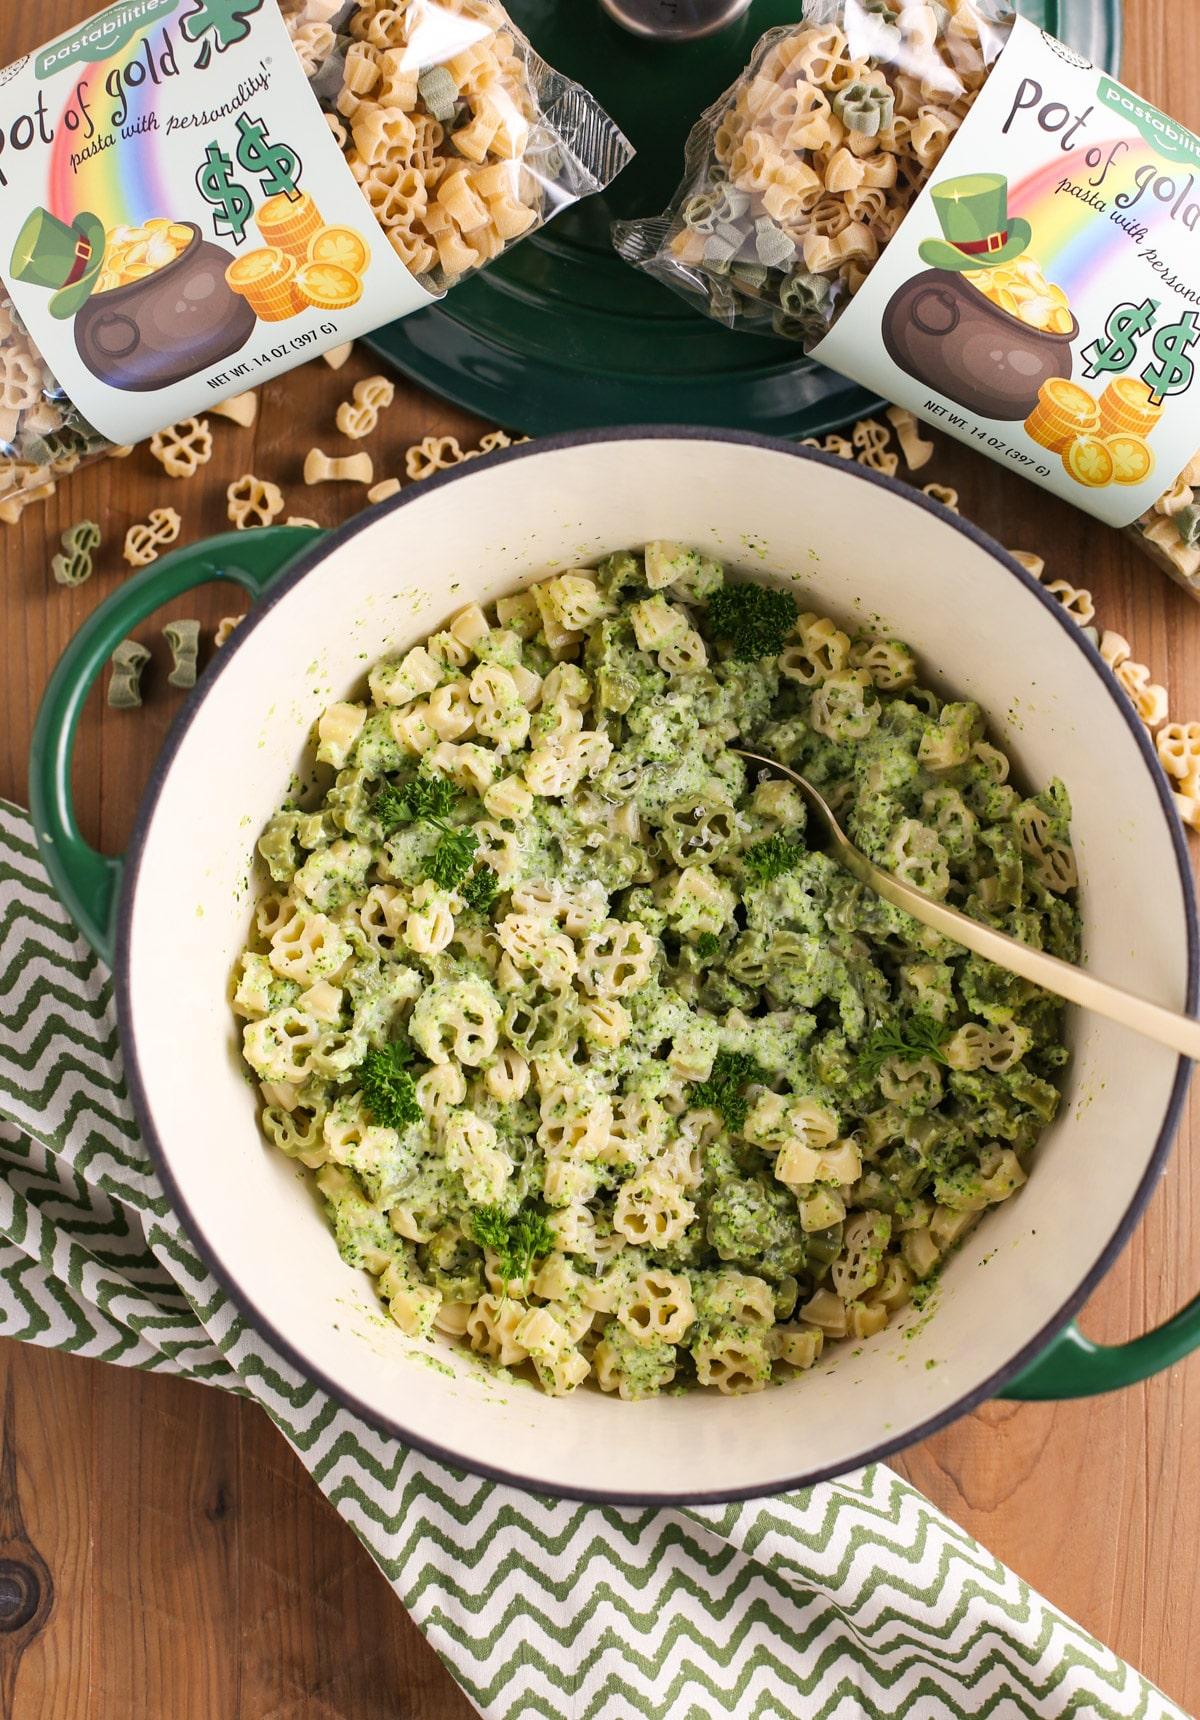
(46, 61, 172, 228)
(1006, 136, 1188, 297)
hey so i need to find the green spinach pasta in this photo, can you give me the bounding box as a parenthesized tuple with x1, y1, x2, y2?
(235, 545, 1078, 1399)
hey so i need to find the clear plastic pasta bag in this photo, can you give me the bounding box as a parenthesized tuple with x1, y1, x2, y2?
(1131, 457, 1200, 596)
(612, 0, 1200, 595)
(0, 0, 632, 520)
(612, 0, 1014, 347)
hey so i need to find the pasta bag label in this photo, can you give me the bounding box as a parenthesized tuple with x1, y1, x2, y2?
(813, 17, 1200, 529)
(0, 0, 434, 445)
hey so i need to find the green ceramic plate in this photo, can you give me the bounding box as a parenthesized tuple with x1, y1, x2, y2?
(363, 0, 1121, 436)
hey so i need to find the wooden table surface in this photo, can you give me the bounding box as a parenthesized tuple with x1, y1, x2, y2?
(1, 2, 1199, 1715)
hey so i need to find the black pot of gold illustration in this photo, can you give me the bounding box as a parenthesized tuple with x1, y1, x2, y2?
(75, 220, 256, 391)
(882, 174, 1078, 421)
(9, 209, 255, 393)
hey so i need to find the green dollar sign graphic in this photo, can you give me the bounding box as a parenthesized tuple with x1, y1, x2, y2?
(196, 141, 252, 243)
(1081, 297, 1160, 379)
(1141, 311, 1199, 407)
(235, 114, 301, 200)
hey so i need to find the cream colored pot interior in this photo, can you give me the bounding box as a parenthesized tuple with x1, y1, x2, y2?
(123, 435, 1190, 1499)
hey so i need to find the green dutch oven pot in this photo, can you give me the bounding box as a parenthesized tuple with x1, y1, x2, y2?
(27, 433, 1200, 1500)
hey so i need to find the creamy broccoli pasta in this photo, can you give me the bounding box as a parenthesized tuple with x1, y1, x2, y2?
(235, 545, 1078, 1399)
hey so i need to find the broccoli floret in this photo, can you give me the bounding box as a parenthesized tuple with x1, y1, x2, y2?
(695, 930, 721, 960)
(460, 864, 500, 914)
(705, 1175, 808, 1279)
(705, 581, 798, 662)
(358, 1041, 421, 1130)
(743, 834, 804, 884)
(692, 1049, 767, 1132)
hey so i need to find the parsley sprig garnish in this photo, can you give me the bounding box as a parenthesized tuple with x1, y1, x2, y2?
(471, 1203, 556, 1286)
(375, 769, 481, 892)
(426, 828, 479, 891)
(692, 1049, 767, 1133)
(358, 1040, 421, 1129)
(377, 773, 458, 827)
(857, 1013, 951, 1082)
(743, 833, 804, 884)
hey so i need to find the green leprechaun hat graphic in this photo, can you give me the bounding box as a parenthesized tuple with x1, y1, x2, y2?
(917, 173, 1033, 271)
(9, 207, 107, 320)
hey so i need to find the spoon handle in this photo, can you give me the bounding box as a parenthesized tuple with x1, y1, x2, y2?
(835, 836, 1200, 1062)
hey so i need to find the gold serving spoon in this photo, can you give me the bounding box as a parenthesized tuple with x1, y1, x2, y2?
(734, 749, 1200, 1061)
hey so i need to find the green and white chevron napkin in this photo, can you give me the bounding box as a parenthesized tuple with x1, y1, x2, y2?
(0, 796, 1186, 1720)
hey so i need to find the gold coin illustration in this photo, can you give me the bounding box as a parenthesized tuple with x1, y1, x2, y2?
(1063, 433, 1115, 487)
(227, 248, 300, 321)
(293, 261, 364, 310)
(95, 217, 195, 292)
(1106, 433, 1155, 484)
(1024, 405, 1069, 452)
(308, 226, 370, 275)
(257, 191, 324, 262)
(227, 247, 291, 289)
(1039, 378, 1098, 422)
(1098, 375, 1164, 438)
(967, 253, 1073, 335)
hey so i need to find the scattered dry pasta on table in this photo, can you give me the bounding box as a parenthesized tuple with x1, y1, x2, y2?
(108, 639, 150, 709)
(123, 507, 181, 568)
(150, 418, 213, 480)
(50, 520, 101, 588)
(164, 620, 201, 690)
(228, 475, 286, 529)
(210, 393, 260, 429)
(336, 376, 396, 441)
(305, 448, 375, 485)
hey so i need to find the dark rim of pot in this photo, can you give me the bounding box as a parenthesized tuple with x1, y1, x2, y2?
(112, 425, 1199, 1507)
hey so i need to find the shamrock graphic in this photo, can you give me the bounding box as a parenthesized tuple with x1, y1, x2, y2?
(181, 0, 266, 68)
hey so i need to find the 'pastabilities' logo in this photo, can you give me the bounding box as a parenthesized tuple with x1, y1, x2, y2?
(36, 0, 180, 79)
(1099, 76, 1200, 169)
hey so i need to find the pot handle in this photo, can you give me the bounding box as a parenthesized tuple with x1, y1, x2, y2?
(29, 525, 322, 966)
(999, 1290, 1200, 1398)
(910, 284, 961, 338)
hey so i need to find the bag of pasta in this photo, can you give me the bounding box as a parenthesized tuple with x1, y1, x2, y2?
(0, 0, 632, 521)
(613, 0, 1012, 345)
(615, 0, 1200, 598)
(1130, 458, 1200, 597)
